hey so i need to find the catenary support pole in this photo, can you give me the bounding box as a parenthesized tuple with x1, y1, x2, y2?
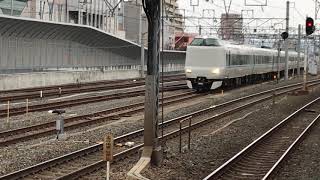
(142, 0, 162, 166)
(94, 0, 97, 28)
(139, 5, 145, 78)
(303, 38, 308, 91)
(277, 40, 281, 82)
(78, 0, 81, 24)
(284, 1, 290, 80)
(297, 24, 301, 76)
(86, 1, 89, 25)
(11, 0, 13, 16)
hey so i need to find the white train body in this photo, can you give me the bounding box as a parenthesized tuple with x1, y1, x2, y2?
(185, 37, 303, 90)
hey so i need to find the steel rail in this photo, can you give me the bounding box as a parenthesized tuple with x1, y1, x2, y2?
(2, 80, 320, 179)
(0, 74, 184, 94)
(0, 83, 187, 118)
(52, 83, 320, 180)
(0, 75, 185, 102)
(0, 92, 200, 146)
(262, 114, 320, 179)
(203, 97, 320, 180)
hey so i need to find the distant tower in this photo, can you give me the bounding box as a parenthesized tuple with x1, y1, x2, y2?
(220, 13, 244, 43)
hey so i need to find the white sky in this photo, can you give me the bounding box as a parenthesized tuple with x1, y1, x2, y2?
(177, 0, 317, 34)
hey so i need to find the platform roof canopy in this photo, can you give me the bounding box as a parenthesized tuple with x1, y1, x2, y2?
(0, 14, 141, 53)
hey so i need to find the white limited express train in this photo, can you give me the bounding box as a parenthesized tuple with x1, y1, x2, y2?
(185, 36, 303, 91)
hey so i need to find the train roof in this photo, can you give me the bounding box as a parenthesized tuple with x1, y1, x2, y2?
(190, 36, 300, 56)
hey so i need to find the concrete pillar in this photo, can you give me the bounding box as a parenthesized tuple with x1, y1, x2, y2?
(30, 0, 37, 18)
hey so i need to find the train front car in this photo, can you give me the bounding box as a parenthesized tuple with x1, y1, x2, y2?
(185, 37, 226, 91)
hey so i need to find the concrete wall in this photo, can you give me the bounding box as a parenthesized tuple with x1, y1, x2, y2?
(0, 63, 184, 90)
(0, 35, 140, 72)
(0, 67, 139, 90)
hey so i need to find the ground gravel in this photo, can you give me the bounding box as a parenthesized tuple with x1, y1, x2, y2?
(139, 86, 320, 180)
(273, 116, 320, 179)
(0, 89, 186, 132)
(79, 77, 320, 180)
(1, 75, 320, 178)
(0, 91, 206, 176)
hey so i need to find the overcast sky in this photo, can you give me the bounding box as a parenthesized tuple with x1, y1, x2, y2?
(177, 0, 316, 34)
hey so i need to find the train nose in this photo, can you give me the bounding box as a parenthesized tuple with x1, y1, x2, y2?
(196, 76, 208, 85)
(196, 77, 206, 82)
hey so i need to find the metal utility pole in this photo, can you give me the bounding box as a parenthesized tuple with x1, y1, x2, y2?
(297, 24, 301, 75)
(102, 2, 105, 30)
(139, 5, 145, 78)
(86, 1, 89, 25)
(94, 0, 98, 27)
(316, 0, 319, 20)
(277, 40, 281, 82)
(65, 0, 69, 23)
(10, 0, 14, 16)
(142, 0, 162, 165)
(303, 38, 309, 91)
(78, 0, 81, 24)
(284, 1, 289, 80)
(90, 1, 93, 26)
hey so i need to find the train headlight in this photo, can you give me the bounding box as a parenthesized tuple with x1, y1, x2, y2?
(185, 69, 192, 73)
(211, 68, 220, 74)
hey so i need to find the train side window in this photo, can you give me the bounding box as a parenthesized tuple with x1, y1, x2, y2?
(231, 54, 238, 66)
(204, 38, 221, 46)
(227, 52, 231, 66)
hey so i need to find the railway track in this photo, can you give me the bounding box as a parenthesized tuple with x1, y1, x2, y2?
(0, 91, 200, 146)
(203, 97, 320, 180)
(0, 74, 185, 102)
(2, 80, 320, 179)
(0, 83, 187, 118)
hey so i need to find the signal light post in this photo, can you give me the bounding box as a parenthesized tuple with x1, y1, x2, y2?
(303, 17, 315, 91)
(306, 17, 315, 36)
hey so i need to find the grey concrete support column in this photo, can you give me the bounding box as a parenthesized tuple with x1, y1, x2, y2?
(94, 0, 97, 27)
(102, 2, 105, 30)
(30, 0, 37, 18)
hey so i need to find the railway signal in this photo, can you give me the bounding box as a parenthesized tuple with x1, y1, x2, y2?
(306, 17, 315, 36)
(281, 32, 289, 40)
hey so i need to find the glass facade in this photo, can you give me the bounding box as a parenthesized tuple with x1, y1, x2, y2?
(0, 0, 28, 16)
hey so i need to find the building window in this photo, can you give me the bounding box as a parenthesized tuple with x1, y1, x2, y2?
(0, 0, 28, 16)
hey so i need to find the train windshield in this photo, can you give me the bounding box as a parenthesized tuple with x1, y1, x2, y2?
(190, 38, 221, 46)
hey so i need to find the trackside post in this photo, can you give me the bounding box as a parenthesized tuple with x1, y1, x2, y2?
(103, 134, 113, 180)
